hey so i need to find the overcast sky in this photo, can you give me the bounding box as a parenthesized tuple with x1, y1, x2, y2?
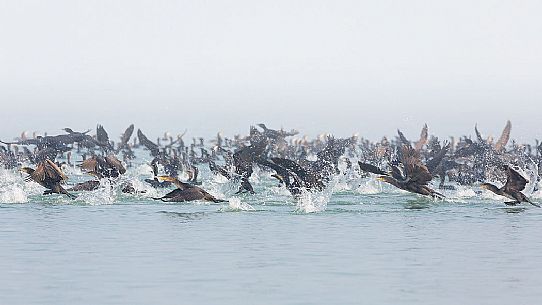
(1, 0, 541, 142)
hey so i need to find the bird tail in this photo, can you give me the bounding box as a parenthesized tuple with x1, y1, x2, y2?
(65, 192, 77, 200)
(524, 196, 540, 207)
(432, 190, 445, 199)
(529, 200, 541, 208)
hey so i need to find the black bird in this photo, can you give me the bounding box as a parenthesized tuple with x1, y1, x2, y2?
(359, 145, 444, 199)
(96, 124, 113, 152)
(117, 124, 135, 151)
(257, 158, 304, 196)
(481, 166, 539, 207)
(20, 159, 76, 199)
(152, 176, 226, 203)
(137, 129, 160, 157)
(80, 155, 126, 179)
(67, 180, 101, 192)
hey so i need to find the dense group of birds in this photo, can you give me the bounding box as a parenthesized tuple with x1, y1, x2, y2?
(1, 121, 541, 208)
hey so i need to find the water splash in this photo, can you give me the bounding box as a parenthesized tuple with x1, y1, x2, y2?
(296, 189, 334, 213)
(0, 169, 29, 203)
(354, 178, 382, 195)
(446, 185, 477, 200)
(224, 197, 255, 211)
(0, 184, 28, 203)
(295, 176, 338, 213)
(74, 179, 117, 205)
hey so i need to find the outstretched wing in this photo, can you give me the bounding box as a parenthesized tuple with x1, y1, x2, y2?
(397, 129, 410, 146)
(503, 166, 528, 192)
(425, 141, 450, 174)
(31, 162, 47, 183)
(475, 125, 485, 143)
(271, 157, 310, 180)
(137, 129, 159, 156)
(80, 156, 99, 173)
(400, 145, 432, 185)
(96, 124, 110, 144)
(119, 124, 135, 147)
(494, 120, 511, 152)
(105, 155, 126, 174)
(44, 159, 67, 182)
(414, 124, 428, 151)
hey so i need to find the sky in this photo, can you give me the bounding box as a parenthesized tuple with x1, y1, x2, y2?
(0, 0, 541, 142)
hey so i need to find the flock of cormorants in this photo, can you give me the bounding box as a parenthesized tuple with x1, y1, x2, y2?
(1, 121, 541, 207)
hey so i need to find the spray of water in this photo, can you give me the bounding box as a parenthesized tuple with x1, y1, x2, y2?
(221, 197, 255, 211)
(295, 175, 339, 213)
(0, 169, 30, 203)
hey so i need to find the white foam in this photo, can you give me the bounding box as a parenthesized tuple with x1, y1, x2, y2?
(227, 197, 255, 211)
(355, 179, 382, 195)
(0, 169, 29, 203)
(296, 189, 331, 213)
(76, 179, 117, 205)
(0, 184, 28, 203)
(446, 185, 477, 199)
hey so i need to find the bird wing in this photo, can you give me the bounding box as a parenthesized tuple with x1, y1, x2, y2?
(96, 124, 109, 144)
(400, 145, 432, 185)
(80, 157, 98, 173)
(494, 121, 511, 152)
(271, 157, 310, 180)
(31, 162, 47, 183)
(425, 141, 450, 174)
(137, 129, 159, 156)
(397, 129, 410, 146)
(414, 124, 428, 151)
(105, 155, 126, 174)
(475, 125, 485, 143)
(120, 124, 134, 147)
(503, 166, 528, 192)
(44, 159, 68, 182)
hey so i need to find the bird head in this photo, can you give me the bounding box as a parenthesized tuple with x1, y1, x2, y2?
(377, 176, 391, 183)
(19, 167, 34, 175)
(156, 175, 176, 182)
(480, 183, 492, 190)
(479, 183, 501, 194)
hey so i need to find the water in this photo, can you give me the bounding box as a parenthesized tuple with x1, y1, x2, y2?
(2, 168, 542, 304)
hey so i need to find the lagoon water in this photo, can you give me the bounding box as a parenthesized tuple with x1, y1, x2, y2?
(2, 165, 542, 305)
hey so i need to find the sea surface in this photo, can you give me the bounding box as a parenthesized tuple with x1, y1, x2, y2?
(1, 162, 542, 305)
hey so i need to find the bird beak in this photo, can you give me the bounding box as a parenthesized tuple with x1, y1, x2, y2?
(376, 176, 385, 182)
(156, 175, 175, 182)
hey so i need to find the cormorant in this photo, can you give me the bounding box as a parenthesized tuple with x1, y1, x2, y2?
(67, 180, 101, 191)
(481, 165, 540, 207)
(152, 176, 226, 203)
(96, 124, 113, 152)
(80, 155, 126, 179)
(20, 159, 76, 199)
(359, 145, 444, 199)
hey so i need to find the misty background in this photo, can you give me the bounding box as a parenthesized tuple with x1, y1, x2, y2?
(1, 0, 541, 142)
